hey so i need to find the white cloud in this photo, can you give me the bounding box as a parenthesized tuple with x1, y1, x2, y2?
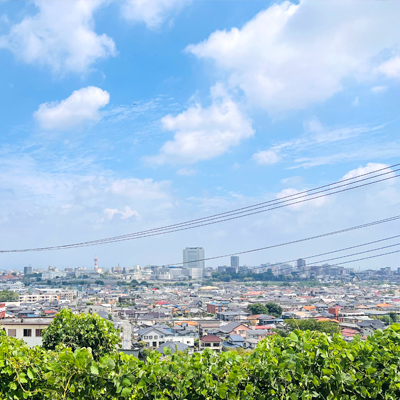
(187, 1, 400, 113)
(104, 206, 139, 220)
(352, 97, 359, 107)
(253, 149, 281, 165)
(341, 162, 392, 181)
(34, 86, 110, 130)
(109, 178, 171, 199)
(0, 0, 116, 74)
(253, 119, 387, 168)
(377, 56, 400, 78)
(121, 0, 191, 28)
(144, 84, 254, 165)
(371, 86, 388, 94)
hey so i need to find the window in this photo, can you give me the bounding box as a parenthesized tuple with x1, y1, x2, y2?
(149, 335, 153, 339)
(144, 336, 148, 339)
(23, 329, 32, 337)
(8, 329, 16, 337)
(154, 335, 158, 339)
(213, 343, 219, 347)
(35, 329, 43, 337)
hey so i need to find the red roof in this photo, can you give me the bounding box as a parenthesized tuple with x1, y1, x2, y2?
(341, 329, 358, 337)
(44, 310, 56, 314)
(255, 325, 273, 330)
(201, 335, 222, 343)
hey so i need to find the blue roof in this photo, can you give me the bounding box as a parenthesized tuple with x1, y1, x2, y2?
(229, 334, 245, 342)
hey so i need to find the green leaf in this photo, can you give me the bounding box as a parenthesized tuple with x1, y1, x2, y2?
(90, 365, 99, 375)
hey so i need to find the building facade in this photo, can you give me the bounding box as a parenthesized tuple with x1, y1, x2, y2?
(183, 247, 205, 279)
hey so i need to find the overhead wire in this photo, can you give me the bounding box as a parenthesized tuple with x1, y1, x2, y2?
(1, 163, 399, 252)
(165, 230, 400, 267)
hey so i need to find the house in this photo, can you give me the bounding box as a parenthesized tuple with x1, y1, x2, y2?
(200, 334, 222, 352)
(245, 329, 271, 341)
(156, 342, 189, 355)
(136, 325, 196, 348)
(207, 302, 228, 314)
(211, 322, 250, 338)
(216, 310, 250, 322)
(357, 319, 386, 336)
(222, 334, 245, 349)
(0, 318, 53, 346)
(136, 326, 171, 348)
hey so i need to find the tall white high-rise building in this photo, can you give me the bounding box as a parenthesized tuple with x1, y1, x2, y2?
(183, 247, 204, 279)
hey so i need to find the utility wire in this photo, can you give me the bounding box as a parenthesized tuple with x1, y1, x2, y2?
(166, 231, 400, 268)
(1, 164, 399, 252)
(270, 241, 400, 277)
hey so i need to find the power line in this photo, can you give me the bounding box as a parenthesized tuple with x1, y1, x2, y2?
(1, 164, 399, 252)
(163, 215, 400, 267)
(273, 240, 400, 277)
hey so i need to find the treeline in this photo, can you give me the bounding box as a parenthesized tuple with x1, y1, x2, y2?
(211, 268, 309, 282)
(2, 325, 400, 399)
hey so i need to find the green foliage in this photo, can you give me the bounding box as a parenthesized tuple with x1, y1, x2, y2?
(5, 325, 400, 398)
(0, 290, 19, 302)
(248, 303, 268, 315)
(276, 318, 340, 336)
(265, 302, 283, 318)
(379, 315, 392, 326)
(94, 280, 105, 285)
(42, 309, 121, 361)
(389, 312, 399, 323)
(247, 302, 282, 317)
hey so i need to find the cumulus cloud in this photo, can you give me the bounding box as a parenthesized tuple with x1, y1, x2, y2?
(377, 56, 400, 79)
(187, 1, 400, 113)
(34, 86, 110, 130)
(104, 206, 140, 220)
(341, 163, 392, 180)
(144, 84, 254, 165)
(121, 0, 191, 28)
(253, 149, 281, 165)
(0, 0, 116, 74)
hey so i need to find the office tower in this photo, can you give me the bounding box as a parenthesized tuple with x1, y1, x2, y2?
(183, 247, 204, 279)
(24, 266, 32, 275)
(231, 256, 239, 268)
(296, 259, 306, 268)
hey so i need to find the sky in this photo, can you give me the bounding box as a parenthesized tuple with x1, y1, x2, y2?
(0, 0, 400, 271)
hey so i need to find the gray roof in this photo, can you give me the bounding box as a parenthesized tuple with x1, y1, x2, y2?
(156, 342, 189, 354)
(357, 320, 386, 329)
(137, 326, 171, 336)
(229, 334, 245, 342)
(218, 322, 241, 333)
(246, 330, 270, 336)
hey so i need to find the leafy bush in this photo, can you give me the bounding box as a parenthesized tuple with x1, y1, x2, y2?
(42, 309, 121, 361)
(3, 325, 400, 398)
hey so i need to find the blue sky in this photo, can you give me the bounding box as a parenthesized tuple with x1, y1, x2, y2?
(0, 0, 400, 270)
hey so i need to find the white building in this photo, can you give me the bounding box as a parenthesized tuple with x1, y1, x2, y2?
(19, 293, 60, 303)
(183, 247, 205, 279)
(0, 318, 53, 346)
(137, 326, 195, 348)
